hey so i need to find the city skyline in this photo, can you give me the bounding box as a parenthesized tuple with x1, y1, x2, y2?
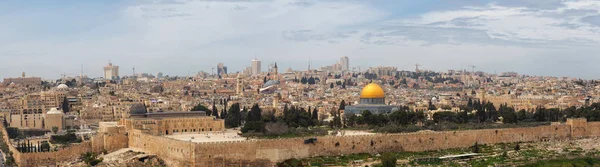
(5, 1, 600, 166)
(2, 0, 600, 79)
(0, 57, 596, 80)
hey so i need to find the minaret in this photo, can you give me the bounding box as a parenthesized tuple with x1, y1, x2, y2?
(80, 64, 83, 79)
(273, 63, 278, 80)
(308, 58, 311, 72)
(236, 74, 243, 96)
(273, 93, 281, 115)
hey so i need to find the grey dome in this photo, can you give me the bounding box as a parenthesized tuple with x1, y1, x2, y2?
(130, 103, 147, 115)
(264, 80, 280, 87)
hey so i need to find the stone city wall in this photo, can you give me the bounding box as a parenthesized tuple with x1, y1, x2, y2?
(191, 124, 572, 166)
(129, 129, 196, 167)
(3, 118, 588, 167)
(18, 142, 92, 167)
(587, 122, 600, 137)
(128, 122, 576, 167)
(0, 122, 129, 167)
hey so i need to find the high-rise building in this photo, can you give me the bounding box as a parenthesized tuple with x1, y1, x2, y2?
(217, 63, 227, 76)
(251, 59, 261, 76)
(340, 56, 349, 71)
(104, 62, 119, 80)
(156, 72, 164, 79)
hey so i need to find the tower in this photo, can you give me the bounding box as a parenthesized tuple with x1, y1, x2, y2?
(21, 71, 25, 78)
(415, 63, 421, 73)
(273, 63, 278, 80)
(236, 74, 243, 96)
(217, 63, 227, 76)
(251, 59, 261, 76)
(104, 62, 120, 80)
(273, 93, 282, 116)
(340, 56, 349, 71)
(308, 58, 312, 71)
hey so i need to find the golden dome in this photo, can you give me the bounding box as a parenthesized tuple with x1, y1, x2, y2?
(360, 83, 385, 99)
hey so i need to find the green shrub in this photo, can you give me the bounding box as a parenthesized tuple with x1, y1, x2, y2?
(50, 133, 81, 144)
(82, 152, 103, 166)
(381, 152, 397, 167)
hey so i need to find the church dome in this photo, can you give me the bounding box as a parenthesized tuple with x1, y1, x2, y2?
(360, 83, 385, 99)
(57, 84, 69, 89)
(129, 103, 147, 115)
(47, 108, 64, 115)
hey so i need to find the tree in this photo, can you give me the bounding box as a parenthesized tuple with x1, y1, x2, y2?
(52, 126, 59, 134)
(311, 108, 319, 121)
(242, 104, 265, 133)
(428, 100, 437, 110)
(212, 101, 218, 117)
(501, 110, 518, 124)
(61, 97, 70, 113)
(515, 143, 521, 151)
(433, 112, 457, 123)
(339, 100, 346, 111)
(82, 152, 103, 166)
(225, 103, 242, 128)
(191, 103, 210, 112)
(472, 142, 480, 153)
(381, 152, 397, 167)
(307, 76, 316, 85)
(220, 108, 227, 121)
(467, 98, 473, 107)
(332, 110, 342, 128)
(330, 83, 334, 89)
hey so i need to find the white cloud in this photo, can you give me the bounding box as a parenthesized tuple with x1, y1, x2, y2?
(2, 0, 600, 79)
(367, 1, 600, 47)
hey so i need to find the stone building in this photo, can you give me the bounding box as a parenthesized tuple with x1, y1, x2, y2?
(44, 108, 64, 131)
(119, 104, 224, 136)
(2, 72, 42, 86)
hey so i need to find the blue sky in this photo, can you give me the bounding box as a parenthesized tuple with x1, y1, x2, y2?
(1, 0, 600, 79)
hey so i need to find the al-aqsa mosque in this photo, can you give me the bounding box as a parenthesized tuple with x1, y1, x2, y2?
(344, 82, 399, 115)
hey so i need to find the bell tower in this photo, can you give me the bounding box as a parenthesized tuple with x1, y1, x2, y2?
(236, 74, 244, 96)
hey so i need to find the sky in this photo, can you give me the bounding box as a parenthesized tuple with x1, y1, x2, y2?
(1, 0, 600, 79)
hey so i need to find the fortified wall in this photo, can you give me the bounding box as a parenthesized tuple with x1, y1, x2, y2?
(0, 123, 129, 167)
(2, 118, 599, 167)
(127, 118, 600, 167)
